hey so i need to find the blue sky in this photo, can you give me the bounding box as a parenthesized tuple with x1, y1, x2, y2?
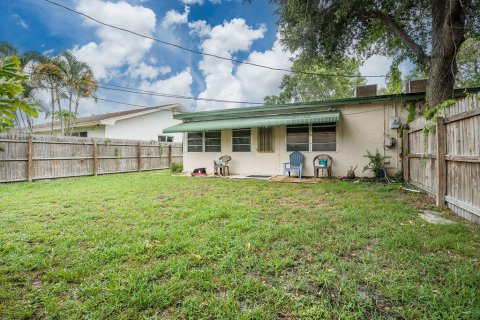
(1, 0, 400, 118)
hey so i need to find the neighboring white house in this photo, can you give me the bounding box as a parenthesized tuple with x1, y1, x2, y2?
(32, 104, 188, 142)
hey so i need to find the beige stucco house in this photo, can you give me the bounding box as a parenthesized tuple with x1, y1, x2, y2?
(164, 86, 479, 178)
(32, 104, 188, 143)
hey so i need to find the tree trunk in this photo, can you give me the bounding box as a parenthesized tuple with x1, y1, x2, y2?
(426, 0, 466, 107)
(67, 93, 73, 135)
(50, 88, 55, 135)
(56, 89, 64, 136)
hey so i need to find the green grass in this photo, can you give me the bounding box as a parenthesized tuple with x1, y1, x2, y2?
(1, 171, 479, 319)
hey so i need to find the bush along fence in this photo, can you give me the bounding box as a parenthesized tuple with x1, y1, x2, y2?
(403, 93, 480, 223)
(0, 133, 182, 183)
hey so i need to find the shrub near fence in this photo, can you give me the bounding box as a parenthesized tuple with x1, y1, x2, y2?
(0, 133, 182, 183)
(403, 93, 480, 223)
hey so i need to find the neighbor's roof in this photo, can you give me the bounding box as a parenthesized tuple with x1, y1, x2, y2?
(33, 103, 188, 132)
(163, 111, 340, 133)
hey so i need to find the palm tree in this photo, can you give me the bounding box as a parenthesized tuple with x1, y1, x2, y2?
(57, 51, 97, 135)
(30, 58, 66, 134)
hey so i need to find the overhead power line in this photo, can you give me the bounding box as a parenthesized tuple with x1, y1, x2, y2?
(93, 97, 151, 108)
(98, 83, 264, 105)
(43, 0, 385, 79)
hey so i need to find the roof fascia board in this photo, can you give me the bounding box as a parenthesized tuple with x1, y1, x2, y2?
(33, 122, 102, 132)
(100, 104, 186, 125)
(174, 87, 480, 122)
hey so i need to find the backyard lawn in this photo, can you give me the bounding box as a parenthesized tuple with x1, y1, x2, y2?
(1, 171, 479, 319)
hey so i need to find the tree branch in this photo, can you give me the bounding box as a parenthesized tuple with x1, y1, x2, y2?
(368, 11, 432, 69)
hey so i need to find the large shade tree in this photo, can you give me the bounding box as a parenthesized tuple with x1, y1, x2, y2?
(270, 0, 480, 107)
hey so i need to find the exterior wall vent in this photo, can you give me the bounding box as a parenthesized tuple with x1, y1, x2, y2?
(406, 79, 428, 93)
(355, 84, 378, 97)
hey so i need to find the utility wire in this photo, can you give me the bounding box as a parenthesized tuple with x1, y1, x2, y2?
(43, 0, 385, 79)
(93, 97, 151, 109)
(98, 83, 263, 105)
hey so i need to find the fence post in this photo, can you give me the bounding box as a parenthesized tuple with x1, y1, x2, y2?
(93, 141, 98, 176)
(402, 129, 410, 183)
(436, 117, 446, 206)
(168, 144, 172, 167)
(27, 136, 33, 182)
(137, 143, 142, 172)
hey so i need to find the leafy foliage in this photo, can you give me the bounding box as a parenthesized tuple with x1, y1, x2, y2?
(170, 162, 184, 174)
(362, 149, 391, 175)
(269, 0, 480, 106)
(456, 35, 480, 88)
(0, 56, 38, 127)
(264, 57, 365, 103)
(421, 99, 456, 154)
(379, 63, 402, 95)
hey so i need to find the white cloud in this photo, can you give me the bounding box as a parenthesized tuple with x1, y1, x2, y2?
(360, 55, 412, 87)
(161, 6, 190, 28)
(181, 0, 204, 4)
(13, 14, 29, 29)
(196, 19, 292, 110)
(180, 0, 221, 4)
(127, 63, 171, 80)
(138, 68, 194, 107)
(188, 20, 211, 38)
(71, 0, 156, 80)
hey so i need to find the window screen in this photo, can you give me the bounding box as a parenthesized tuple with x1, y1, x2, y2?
(158, 135, 174, 142)
(72, 132, 87, 137)
(286, 125, 309, 151)
(204, 131, 221, 152)
(232, 129, 251, 152)
(312, 125, 336, 151)
(257, 127, 274, 152)
(187, 132, 203, 152)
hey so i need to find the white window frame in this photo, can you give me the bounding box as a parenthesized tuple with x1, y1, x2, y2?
(187, 131, 221, 153)
(286, 124, 337, 152)
(158, 135, 174, 143)
(232, 129, 251, 152)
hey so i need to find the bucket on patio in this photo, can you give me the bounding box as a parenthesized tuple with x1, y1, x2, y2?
(319, 159, 328, 167)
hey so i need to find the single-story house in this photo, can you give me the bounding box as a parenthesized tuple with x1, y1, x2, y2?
(32, 104, 188, 142)
(164, 84, 480, 178)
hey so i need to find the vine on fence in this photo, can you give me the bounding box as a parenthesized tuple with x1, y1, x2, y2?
(422, 99, 456, 155)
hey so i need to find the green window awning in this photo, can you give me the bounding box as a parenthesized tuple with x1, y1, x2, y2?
(163, 111, 340, 133)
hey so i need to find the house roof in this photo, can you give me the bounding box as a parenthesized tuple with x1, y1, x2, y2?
(33, 103, 188, 132)
(163, 111, 340, 133)
(174, 87, 480, 122)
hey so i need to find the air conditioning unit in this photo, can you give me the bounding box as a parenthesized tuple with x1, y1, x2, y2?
(355, 84, 378, 97)
(406, 79, 428, 93)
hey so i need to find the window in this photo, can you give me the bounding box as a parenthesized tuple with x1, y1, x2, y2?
(187, 131, 221, 152)
(158, 135, 174, 142)
(286, 125, 309, 151)
(286, 124, 337, 152)
(257, 127, 274, 152)
(188, 132, 203, 152)
(312, 125, 336, 151)
(205, 131, 221, 152)
(72, 131, 87, 137)
(232, 129, 251, 152)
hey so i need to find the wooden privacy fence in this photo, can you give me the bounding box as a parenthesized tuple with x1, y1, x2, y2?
(403, 93, 480, 223)
(0, 133, 182, 183)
